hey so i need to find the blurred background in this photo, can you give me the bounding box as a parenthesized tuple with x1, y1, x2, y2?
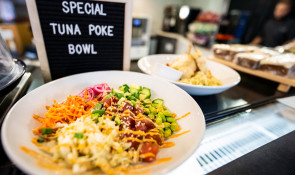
(1, 1, 295, 174)
(0, 0, 294, 59)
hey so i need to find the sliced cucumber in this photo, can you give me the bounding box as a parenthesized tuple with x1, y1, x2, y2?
(129, 84, 142, 96)
(152, 99, 164, 106)
(139, 87, 151, 100)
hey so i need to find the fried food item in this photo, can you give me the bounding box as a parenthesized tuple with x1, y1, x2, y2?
(195, 56, 207, 74)
(169, 45, 222, 86)
(169, 46, 202, 79)
(169, 54, 197, 79)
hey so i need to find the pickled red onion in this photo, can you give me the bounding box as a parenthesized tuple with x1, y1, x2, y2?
(77, 83, 110, 101)
(92, 83, 111, 94)
(77, 88, 95, 101)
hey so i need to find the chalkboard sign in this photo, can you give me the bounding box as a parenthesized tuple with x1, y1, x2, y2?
(26, 0, 132, 81)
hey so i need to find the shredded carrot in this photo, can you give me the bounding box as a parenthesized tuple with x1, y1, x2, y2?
(33, 95, 97, 134)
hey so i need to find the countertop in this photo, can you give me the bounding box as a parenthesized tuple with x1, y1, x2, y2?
(209, 130, 295, 175)
(1, 60, 295, 174)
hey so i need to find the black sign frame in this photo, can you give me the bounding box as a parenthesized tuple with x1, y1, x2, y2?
(26, 0, 132, 81)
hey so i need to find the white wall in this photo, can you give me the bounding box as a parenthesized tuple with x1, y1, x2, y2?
(132, 0, 184, 35)
(132, 0, 228, 35)
(183, 0, 229, 15)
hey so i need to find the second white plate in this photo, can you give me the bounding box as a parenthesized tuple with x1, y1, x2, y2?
(138, 54, 241, 95)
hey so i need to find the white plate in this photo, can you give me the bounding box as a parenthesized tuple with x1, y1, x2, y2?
(138, 54, 241, 95)
(1, 71, 205, 175)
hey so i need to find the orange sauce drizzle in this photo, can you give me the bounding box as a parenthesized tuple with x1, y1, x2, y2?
(119, 130, 144, 135)
(31, 138, 51, 151)
(21, 146, 64, 171)
(28, 94, 192, 174)
(136, 113, 154, 123)
(172, 113, 177, 118)
(142, 139, 157, 144)
(122, 110, 136, 119)
(176, 112, 191, 120)
(119, 129, 161, 137)
(105, 111, 115, 115)
(161, 142, 175, 148)
(55, 143, 71, 149)
(123, 169, 150, 175)
(139, 152, 156, 158)
(124, 137, 142, 143)
(124, 137, 158, 144)
(137, 117, 154, 123)
(169, 130, 191, 138)
(22, 146, 150, 175)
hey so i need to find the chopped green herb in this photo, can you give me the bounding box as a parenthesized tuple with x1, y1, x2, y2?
(119, 84, 129, 93)
(37, 138, 45, 143)
(74, 133, 84, 139)
(91, 113, 99, 119)
(115, 92, 124, 99)
(143, 103, 150, 107)
(92, 109, 105, 116)
(41, 128, 53, 135)
(133, 92, 139, 99)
